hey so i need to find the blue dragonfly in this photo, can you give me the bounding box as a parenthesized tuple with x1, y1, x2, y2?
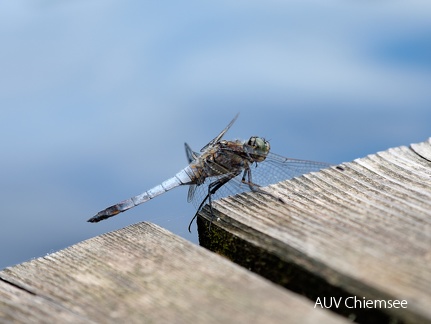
(88, 114, 337, 231)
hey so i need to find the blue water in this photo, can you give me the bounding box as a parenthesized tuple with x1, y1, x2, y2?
(1, 1, 430, 269)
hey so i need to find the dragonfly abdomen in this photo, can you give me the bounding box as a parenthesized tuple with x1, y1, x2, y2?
(88, 167, 195, 223)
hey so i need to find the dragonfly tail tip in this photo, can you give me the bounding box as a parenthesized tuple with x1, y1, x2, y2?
(87, 216, 101, 223)
(87, 205, 122, 223)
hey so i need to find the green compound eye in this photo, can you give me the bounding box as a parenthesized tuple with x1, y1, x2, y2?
(247, 136, 270, 162)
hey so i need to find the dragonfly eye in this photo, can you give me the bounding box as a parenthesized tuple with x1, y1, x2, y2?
(246, 136, 270, 162)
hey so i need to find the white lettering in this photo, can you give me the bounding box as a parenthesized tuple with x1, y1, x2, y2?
(332, 297, 343, 308)
(344, 297, 408, 309)
(314, 297, 323, 308)
(374, 300, 387, 308)
(345, 296, 355, 308)
(314, 297, 343, 308)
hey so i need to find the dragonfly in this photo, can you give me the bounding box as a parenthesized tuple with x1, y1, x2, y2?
(88, 114, 340, 231)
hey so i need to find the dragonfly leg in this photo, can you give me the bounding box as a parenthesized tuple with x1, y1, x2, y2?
(242, 168, 285, 204)
(188, 192, 210, 232)
(188, 176, 233, 232)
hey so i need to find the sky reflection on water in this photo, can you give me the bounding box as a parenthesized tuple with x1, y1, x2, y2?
(1, 1, 430, 269)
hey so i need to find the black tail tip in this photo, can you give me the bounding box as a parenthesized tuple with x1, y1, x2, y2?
(87, 215, 104, 223)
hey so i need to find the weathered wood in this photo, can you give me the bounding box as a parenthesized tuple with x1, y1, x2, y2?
(0, 222, 348, 324)
(198, 138, 431, 324)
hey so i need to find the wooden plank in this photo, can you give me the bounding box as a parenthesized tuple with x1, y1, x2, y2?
(197, 138, 431, 324)
(411, 137, 431, 161)
(0, 279, 89, 323)
(0, 222, 348, 324)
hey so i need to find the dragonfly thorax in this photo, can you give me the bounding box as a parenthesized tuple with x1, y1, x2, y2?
(245, 136, 270, 162)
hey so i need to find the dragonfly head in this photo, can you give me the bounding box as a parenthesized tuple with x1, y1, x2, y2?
(245, 136, 270, 162)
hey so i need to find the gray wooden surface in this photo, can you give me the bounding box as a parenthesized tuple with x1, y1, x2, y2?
(198, 138, 431, 324)
(0, 222, 348, 324)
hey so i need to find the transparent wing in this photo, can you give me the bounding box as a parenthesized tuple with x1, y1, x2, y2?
(184, 142, 200, 202)
(184, 142, 199, 163)
(185, 114, 239, 202)
(245, 152, 332, 187)
(200, 113, 239, 152)
(189, 148, 333, 210)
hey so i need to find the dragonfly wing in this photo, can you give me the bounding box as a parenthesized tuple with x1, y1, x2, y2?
(200, 113, 239, 152)
(189, 148, 335, 210)
(184, 142, 200, 163)
(245, 152, 333, 187)
(187, 184, 197, 202)
(188, 155, 248, 210)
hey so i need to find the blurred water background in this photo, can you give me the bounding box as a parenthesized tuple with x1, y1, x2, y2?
(1, 1, 430, 269)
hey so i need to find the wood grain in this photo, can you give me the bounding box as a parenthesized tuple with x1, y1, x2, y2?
(0, 222, 347, 323)
(198, 138, 431, 324)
